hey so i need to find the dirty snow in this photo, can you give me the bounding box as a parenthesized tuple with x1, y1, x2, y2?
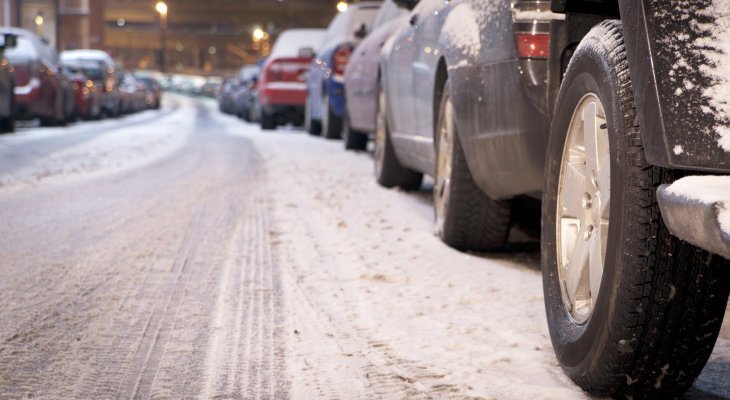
(442, 3, 482, 59)
(0, 94, 727, 399)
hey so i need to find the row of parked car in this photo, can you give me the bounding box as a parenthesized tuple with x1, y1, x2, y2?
(220, 1, 730, 398)
(0, 27, 161, 133)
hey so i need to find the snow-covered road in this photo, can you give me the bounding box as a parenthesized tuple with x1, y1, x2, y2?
(0, 93, 727, 399)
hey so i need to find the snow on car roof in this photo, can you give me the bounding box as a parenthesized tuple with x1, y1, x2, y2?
(269, 29, 326, 59)
(61, 49, 116, 67)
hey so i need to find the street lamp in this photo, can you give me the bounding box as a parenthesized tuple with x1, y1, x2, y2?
(155, 2, 168, 72)
(336, 1, 348, 12)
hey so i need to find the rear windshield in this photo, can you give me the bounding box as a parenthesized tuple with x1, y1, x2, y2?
(5, 36, 37, 63)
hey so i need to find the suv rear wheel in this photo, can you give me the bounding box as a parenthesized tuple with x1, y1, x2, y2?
(322, 93, 343, 139)
(542, 20, 730, 399)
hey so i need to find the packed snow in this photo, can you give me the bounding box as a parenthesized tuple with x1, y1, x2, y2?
(0, 93, 727, 398)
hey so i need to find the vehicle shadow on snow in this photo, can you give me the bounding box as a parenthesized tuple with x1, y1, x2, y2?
(408, 181, 542, 272)
(685, 361, 730, 399)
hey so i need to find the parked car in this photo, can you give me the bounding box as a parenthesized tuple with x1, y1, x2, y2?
(257, 28, 326, 130)
(62, 62, 102, 120)
(342, 0, 407, 150)
(2, 27, 68, 126)
(233, 64, 260, 121)
(218, 78, 240, 115)
(0, 32, 17, 133)
(305, 2, 381, 139)
(138, 76, 162, 109)
(60, 49, 121, 118)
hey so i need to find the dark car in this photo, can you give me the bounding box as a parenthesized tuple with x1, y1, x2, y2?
(61, 62, 103, 120)
(233, 64, 260, 121)
(342, 0, 407, 149)
(2, 27, 68, 126)
(218, 78, 240, 115)
(257, 28, 325, 130)
(305, 2, 380, 139)
(61, 49, 122, 118)
(138, 76, 162, 110)
(541, 1, 730, 398)
(0, 33, 17, 133)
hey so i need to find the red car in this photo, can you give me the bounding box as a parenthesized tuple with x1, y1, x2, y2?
(257, 28, 325, 130)
(2, 27, 68, 126)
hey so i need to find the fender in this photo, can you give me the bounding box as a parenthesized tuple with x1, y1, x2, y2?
(553, 0, 730, 173)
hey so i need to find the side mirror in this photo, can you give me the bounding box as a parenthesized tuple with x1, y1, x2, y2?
(392, 0, 419, 10)
(354, 23, 368, 39)
(298, 47, 315, 59)
(0, 33, 17, 50)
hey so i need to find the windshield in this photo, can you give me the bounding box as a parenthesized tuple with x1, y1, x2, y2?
(4, 36, 37, 64)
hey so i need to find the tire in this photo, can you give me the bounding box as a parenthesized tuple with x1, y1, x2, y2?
(322, 93, 343, 140)
(542, 20, 730, 399)
(434, 80, 511, 252)
(0, 117, 14, 134)
(305, 96, 321, 136)
(261, 110, 276, 130)
(373, 82, 422, 191)
(343, 112, 368, 151)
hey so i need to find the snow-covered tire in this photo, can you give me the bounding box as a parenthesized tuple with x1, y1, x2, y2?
(322, 93, 343, 140)
(343, 112, 368, 151)
(542, 20, 730, 399)
(434, 80, 510, 252)
(305, 96, 321, 136)
(374, 82, 422, 191)
(261, 111, 276, 130)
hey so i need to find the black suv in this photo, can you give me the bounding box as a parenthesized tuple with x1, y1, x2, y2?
(542, 1, 730, 398)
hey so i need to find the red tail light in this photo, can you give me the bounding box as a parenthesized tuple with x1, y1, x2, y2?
(515, 33, 549, 59)
(332, 45, 352, 81)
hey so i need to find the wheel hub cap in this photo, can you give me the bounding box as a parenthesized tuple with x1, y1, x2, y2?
(556, 94, 611, 324)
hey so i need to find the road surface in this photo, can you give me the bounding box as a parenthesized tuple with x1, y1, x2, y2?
(0, 94, 728, 399)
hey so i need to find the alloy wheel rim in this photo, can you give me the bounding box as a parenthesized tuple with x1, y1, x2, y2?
(556, 93, 611, 325)
(374, 89, 386, 177)
(434, 95, 454, 232)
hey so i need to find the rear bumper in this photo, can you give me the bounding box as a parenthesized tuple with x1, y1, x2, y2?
(657, 176, 730, 259)
(259, 82, 307, 107)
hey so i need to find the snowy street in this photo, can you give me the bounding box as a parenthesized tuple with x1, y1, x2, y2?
(0, 93, 728, 399)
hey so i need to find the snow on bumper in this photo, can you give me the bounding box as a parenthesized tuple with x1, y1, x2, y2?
(657, 176, 730, 259)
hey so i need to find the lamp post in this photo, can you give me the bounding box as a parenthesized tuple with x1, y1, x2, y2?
(155, 1, 168, 72)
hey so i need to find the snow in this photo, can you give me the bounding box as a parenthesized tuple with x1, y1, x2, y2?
(673, 145, 684, 155)
(684, 2, 730, 152)
(269, 29, 326, 59)
(664, 175, 730, 235)
(0, 95, 192, 192)
(442, 3, 482, 59)
(0, 94, 727, 398)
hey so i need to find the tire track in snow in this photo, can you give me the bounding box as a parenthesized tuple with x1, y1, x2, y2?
(200, 196, 288, 400)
